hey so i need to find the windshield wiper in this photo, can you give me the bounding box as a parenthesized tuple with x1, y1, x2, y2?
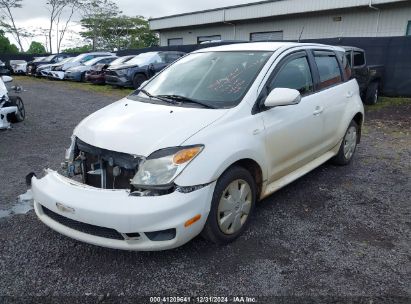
(139, 89, 177, 105)
(156, 95, 216, 109)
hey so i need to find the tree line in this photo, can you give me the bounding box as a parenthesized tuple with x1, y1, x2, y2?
(0, 0, 159, 54)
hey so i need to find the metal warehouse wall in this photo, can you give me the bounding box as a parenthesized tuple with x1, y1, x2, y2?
(1, 37, 410, 97)
(157, 3, 411, 45)
(150, 0, 406, 30)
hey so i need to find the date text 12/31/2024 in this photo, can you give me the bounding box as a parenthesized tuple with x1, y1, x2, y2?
(149, 296, 257, 303)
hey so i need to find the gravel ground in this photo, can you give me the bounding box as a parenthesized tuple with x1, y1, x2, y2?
(0, 77, 410, 302)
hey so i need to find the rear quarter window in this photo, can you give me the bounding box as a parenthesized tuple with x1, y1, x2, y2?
(314, 51, 343, 89)
(353, 51, 365, 66)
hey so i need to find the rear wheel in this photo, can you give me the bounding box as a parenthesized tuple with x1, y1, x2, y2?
(365, 81, 379, 105)
(201, 166, 256, 245)
(132, 74, 147, 89)
(332, 121, 358, 166)
(7, 96, 25, 123)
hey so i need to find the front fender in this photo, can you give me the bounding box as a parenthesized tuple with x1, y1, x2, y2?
(174, 114, 267, 187)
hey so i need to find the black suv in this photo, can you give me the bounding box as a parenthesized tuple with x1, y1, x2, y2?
(105, 51, 185, 89)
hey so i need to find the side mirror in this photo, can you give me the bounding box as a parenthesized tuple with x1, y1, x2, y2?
(264, 88, 301, 108)
(1, 76, 13, 83)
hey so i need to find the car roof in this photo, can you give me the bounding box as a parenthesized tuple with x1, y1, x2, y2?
(340, 46, 365, 52)
(194, 42, 345, 53)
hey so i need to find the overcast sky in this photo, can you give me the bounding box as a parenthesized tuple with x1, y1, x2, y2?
(5, 0, 264, 51)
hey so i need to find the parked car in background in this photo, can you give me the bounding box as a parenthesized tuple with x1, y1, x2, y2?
(0, 75, 25, 130)
(36, 57, 73, 77)
(85, 55, 136, 84)
(26, 54, 71, 76)
(48, 52, 115, 80)
(10, 60, 27, 74)
(342, 46, 384, 105)
(31, 42, 364, 251)
(105, 51, 185, 89)
(65, 56, 117, 82)
(0, 60, 11, 76)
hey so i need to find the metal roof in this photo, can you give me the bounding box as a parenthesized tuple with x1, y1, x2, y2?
(150, 0, 408, 30)
(192, 42, 346, 53)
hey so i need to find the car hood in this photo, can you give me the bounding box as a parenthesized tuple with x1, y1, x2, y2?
(37, 63, 53, 70)
(74, 98, 228, 156)
(67, 65, 90, 72)
(30, 61, 52, 66)
(110, 63, 139, 70)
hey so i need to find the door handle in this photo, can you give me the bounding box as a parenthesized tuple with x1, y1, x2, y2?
(313, 106, 324, 116)
(346, 91, 354, 98)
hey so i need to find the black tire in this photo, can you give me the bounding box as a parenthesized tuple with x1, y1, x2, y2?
(201, 166, 257, 245)
(80, 72, 86, 82)
(332, 121, 359, 166)
(132, 74, 147, 89)
(7, 96, 25, 123)
(365, 81, 379, 105)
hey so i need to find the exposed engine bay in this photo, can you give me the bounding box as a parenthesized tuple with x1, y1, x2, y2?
(63, 138, 142, 190)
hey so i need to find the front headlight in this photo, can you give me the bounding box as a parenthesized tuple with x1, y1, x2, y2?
(116, 68, 129, 76)
(131, 145, 204, 188)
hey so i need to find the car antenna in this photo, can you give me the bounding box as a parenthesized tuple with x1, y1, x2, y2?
(298, 26, 305, 43)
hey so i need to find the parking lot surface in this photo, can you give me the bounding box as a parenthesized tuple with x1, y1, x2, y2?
(0, 77, 410, 300)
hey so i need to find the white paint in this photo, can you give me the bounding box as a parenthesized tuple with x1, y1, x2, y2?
(32, 42, 364, 250)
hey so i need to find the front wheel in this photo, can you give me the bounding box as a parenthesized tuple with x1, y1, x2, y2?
(201, 166, 256, 245)
(332, 121, 358, 166)
(7, 96, 25, 123)
(132, 74, 147, 89)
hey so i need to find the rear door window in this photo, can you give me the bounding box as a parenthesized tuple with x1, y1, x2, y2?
(314, 51, 343, 89)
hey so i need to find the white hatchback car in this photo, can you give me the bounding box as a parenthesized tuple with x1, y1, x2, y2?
(32, 42, 364, 251)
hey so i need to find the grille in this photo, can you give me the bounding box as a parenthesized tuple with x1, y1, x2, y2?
(41, 205, 124, 240)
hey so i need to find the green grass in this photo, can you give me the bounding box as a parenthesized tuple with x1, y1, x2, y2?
(13, 75, 134, 98)
(366, 96, 411, 111)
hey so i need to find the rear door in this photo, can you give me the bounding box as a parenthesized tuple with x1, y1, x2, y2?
(311, 50, 351, 150)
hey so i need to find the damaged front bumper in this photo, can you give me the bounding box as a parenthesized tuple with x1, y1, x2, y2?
(32, 170, 214, 251)
(48, 71, 65, 80)
(0, 105, 17, 129)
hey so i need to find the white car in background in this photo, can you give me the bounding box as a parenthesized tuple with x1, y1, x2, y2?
(37, 57, 74, 77)
(10, 60, 27, 74)
(48, 52, 115, 80)
(31, 42, 364, 251)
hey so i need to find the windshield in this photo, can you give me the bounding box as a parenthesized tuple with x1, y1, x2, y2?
(72, 54, 90, 63)
(130, 51, 272, 109)
(58, 57, 73, 64)
(43, 55, 55, 61)
(33, 57, 46, 62)
(110, 56, 133, 66)
(84, 57, 108, 66)
(126, 52, 159, 66)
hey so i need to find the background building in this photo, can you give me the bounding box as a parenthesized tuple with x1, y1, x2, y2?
(149, 0, 411, 46)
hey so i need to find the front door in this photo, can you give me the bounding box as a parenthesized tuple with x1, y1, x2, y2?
(258, 52, 324, 183)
